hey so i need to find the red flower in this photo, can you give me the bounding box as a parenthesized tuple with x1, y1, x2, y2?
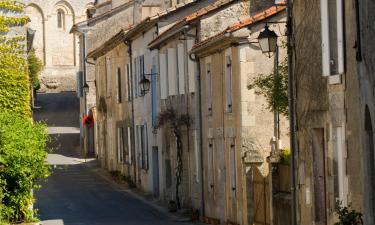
(82, 115, 94, 128)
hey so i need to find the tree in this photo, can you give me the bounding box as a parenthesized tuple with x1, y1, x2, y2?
(248, 58, 289, 117)
(157, 108, 190, 209)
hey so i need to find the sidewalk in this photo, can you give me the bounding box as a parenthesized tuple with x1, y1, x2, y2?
(87, 161, 203, 225)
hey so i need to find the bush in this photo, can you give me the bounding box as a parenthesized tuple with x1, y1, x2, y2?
(0, 113, 50, 223)
(335, 202, 363, 225)
(280, 148, 291, 166)
(28, 48, 43, 90)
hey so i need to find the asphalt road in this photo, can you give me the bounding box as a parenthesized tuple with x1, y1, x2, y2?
(33, 92, 188, 225)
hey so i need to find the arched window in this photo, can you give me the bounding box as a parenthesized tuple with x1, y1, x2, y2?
(57, 9, 65, 30)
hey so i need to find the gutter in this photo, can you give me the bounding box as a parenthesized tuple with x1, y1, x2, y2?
(188, 28, 205, 217)
(124, 40, 137, 186)
(286, 1, 297, 225)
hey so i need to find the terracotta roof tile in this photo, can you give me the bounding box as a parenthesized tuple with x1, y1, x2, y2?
(191, 4, 286, 52)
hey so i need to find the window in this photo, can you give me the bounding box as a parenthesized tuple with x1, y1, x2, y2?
(206, 63, 212, 115)
(230, 138, 236, 197)
(57, 9, 65, 30)
(320, 0, 344, 76)
(207, 139, 214, 192)
(137, 124, 148, 170)
(225, 55, 233, 112)
(105, 57, 111, 97)
(116, 67, 122, 103)
(133, 56, 145, 97)
(126, 64, 131, 101)
(117, 127, 125, 163)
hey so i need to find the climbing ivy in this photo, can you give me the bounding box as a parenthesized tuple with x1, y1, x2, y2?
(0, 0, 31, 117)
(28, 48, 43, 90)
(248, 58, 289, 117)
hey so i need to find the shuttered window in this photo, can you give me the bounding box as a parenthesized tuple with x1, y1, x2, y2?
(137, 124, 148, 170)
(117, 127, 125, 163)
(127, 127, 132, 164)
(187, 40, 196, 93)
(116, 67, 122, 103)
(126, 64, 131, 101)
(76, 71, 83, 98)
(167, 48, 177, 96)
(320, 0, 344, 76)
(177, 44, 185, 95)
(159, 53, 168, 99)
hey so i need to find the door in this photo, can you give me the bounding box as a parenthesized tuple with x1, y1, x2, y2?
(152, 147, 160, 197)
(312, 128, 327, 225)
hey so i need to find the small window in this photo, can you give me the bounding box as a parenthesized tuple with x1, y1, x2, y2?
(57, 9, 65, 30)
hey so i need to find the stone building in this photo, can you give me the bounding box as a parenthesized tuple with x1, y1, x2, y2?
(190, 4, 287, 224)
(24, 0, 93, 92)
(292, 0, 375, 224)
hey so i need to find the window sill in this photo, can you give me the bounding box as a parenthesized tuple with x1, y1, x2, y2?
(328, 74, 342, 85)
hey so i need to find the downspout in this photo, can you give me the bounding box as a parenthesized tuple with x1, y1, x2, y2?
(189, 49, 205, 217)
(286, 1, 297, 225)
(124, 39, 137, 186)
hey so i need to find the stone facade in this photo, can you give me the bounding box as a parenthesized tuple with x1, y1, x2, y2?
(292, 0, 375, 224)
(24, 0, 93, 92)
(192, 6, 287, 225)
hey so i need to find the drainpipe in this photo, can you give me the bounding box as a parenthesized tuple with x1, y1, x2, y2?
(286, 1, 297, 225)
(124, 40, 137, 186)
(189, 45, 205, 217)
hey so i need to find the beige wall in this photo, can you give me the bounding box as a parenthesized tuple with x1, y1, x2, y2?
(95, 43, 133, 175)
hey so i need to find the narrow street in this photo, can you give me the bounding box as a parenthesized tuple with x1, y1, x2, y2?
(33, 92, 189, 225)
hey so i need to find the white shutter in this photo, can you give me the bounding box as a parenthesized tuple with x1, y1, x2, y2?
(187, 40, 196, 93)
(177, 44, 185, 95)
(320, 0, 330, 76)
(159, 53, 168, 99)
(336, 0, 344, 74)
(167, 48, 177, 96)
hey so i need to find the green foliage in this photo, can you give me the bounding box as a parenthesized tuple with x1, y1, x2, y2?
(334, 202, 363, 225)
(28, 49, 43, 90)
(280, 148, 291, 166)
(0, 0, 31, 117)
(0, 113, 50, 223)
(248, 58, 289, 117)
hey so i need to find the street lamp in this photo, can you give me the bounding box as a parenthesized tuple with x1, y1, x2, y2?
(257, 25, 278, 58)
(139, 77, 151, 94)
(83, 83, 90, 93)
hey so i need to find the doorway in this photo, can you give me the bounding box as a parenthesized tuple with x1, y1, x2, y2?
(312, 128, 327, 225)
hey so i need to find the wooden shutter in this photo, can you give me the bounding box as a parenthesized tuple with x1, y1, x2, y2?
(116, 68, 122, 103)
(167, 48, 177, 96)
(177, 44, 185, 95)
(206, 63, 212, 114)
(230, 139, 236, 197)
(225, 56, 233, 112)
(159, 53, 168, 99)
(187, 40, 196, 93)
(128, 127, 132, 165)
